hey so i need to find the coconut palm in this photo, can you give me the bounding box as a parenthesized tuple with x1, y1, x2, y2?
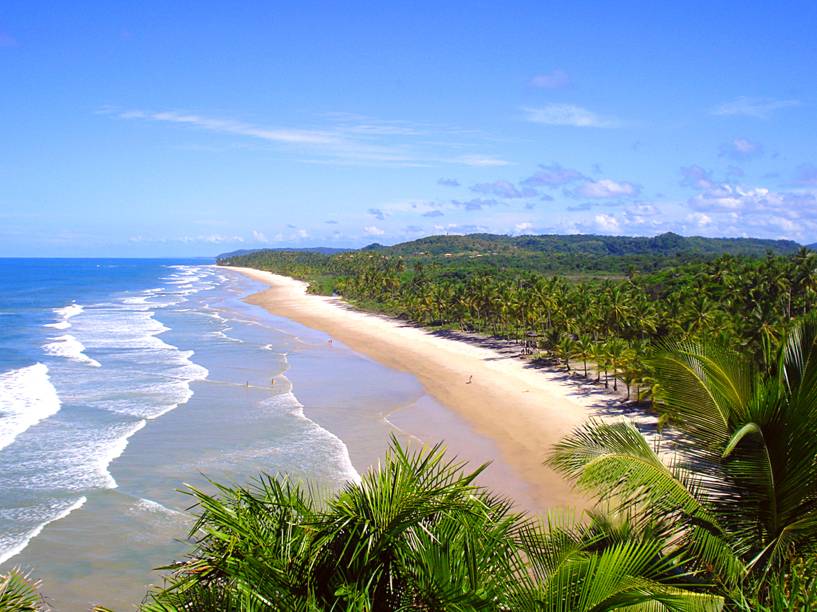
(144, 437, 721, 611)
(514, 512, 723, 612)
(575, 334, 594, 379)
(556, 335, 577, 373)
(592, 341, 612, 387)
(144, 438, 525, 611)
(548, 312, 817, 606)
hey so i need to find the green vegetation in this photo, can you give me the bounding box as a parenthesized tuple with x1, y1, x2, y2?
(362, 232, 799, 258)
(219, 231, 801, 276)
(219, 234, 817, 401)
(141, 315, 817, 610)
(5, 318, 817, 608)
(140, 438, 723, 611)
(0, 569, 45, 611)
(550, 316, 817, 609)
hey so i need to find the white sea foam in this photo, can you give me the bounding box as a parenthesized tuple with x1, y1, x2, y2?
(0, 496, 87, 565)
(62, 292, 209, 421)
(96, 420, 147, 488)
(121, 295, 151, 306)
(5, 419, 148, 491)
(134, 498, 185, 518)
(42, 335, 101, 368)
(55, 304, 83, 319)
(45, 303, 84, 329)
(265, 386, 361, 484)
(211, 329, 243, 342)
(44, 321, 71, 330)
(0, 267, 219, 564)
(0, 364, 61, 452)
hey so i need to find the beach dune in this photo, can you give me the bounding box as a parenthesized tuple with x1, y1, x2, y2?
(233, 266, 606, 511)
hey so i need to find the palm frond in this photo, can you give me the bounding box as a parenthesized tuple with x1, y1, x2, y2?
(0, 569, 47, 612)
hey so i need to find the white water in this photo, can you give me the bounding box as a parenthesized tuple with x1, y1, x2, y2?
(0, 496, 87, 565)
(42, 335, 102, 368)
(44, 304, 84, 329)
(0, 363, 62, 452)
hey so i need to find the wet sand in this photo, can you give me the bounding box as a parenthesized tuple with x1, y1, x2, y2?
(234, 266, 620, 511)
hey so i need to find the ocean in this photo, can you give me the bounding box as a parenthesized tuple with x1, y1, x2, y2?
(0, 259, 448, 609)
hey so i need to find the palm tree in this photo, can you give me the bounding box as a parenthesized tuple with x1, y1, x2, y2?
(548, 313, 817, 607)
(575, 334, 594, 379)
(592, 341, 612, 387)
(605, 338, 628, 392)
(145, 438, 524, 610)
(145, 438, 721, 611)
(556, 335, 577, 373)
(516, 512, 723, 611)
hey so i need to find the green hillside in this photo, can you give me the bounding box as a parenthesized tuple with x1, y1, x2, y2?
(363, 232, 800, 258)
(220, 232, 801, 278)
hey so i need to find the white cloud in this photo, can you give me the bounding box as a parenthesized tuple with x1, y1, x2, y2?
(682, 174, 817, 240)
(733, 138, 759, 155)
(522, 163, 585, 187)
(573, 179, 640, 199)
(189, 234, 244, 243)
(514, 222, 533, 233)
(529, 69, 570, 89)
(680, 165, 717, 190)
(712, 96, 800, 118)
(523, 104, 619, 128)
(689, 184, 778, 212)
(119, 110, 338, 145)
(687, 212, 712, 227)
(719, 137, 763, 160)
(252, 230, 268, 242)
(594, 214, 620, 232)
(452, 154, 511, 167)
(471, 180, 536, 198)
(129, 234, 245, 244)
(363, 225, 385, 236)
(109, 108, 509, 168)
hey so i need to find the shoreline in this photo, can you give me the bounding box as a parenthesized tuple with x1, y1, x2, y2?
(230, 265, 624, 511)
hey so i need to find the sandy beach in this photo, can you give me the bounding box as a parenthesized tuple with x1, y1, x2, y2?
(232, 266, 622, 511)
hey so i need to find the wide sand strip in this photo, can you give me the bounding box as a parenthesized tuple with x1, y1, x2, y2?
(231, 266, 606, 511)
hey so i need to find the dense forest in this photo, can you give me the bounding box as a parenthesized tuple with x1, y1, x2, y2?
(219, 233, 817, 403)
(221, 232, 800, 276)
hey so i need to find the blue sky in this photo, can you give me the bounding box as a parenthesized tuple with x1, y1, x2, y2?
(1, 2, 816, 256)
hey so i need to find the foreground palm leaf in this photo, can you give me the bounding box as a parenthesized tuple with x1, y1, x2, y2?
(0, 569, 47, 612)
(515, 512, 722, 611)
(549, 312, 817, 605)
(144, 437, 717, 610)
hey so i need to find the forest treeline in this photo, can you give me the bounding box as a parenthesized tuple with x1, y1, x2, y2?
(221, 231, 801, 275)
(219, 236, 817, 403)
